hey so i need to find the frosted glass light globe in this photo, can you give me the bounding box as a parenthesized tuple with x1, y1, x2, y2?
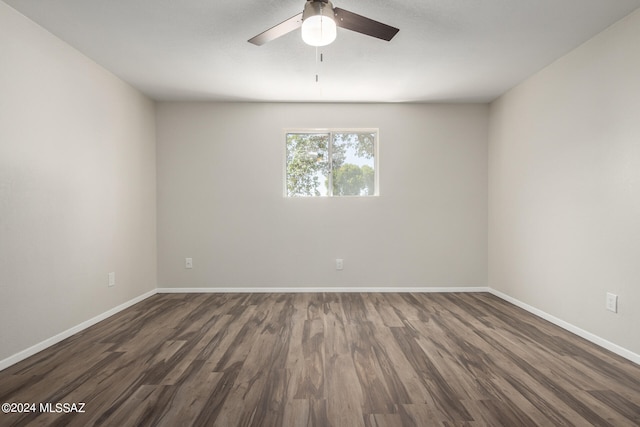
(301, 14, 337, 47)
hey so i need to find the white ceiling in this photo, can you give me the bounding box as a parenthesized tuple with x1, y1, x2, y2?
(4, 0, 640, 102)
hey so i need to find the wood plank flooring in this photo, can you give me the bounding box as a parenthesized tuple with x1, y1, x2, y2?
(1, 292, 639, 426)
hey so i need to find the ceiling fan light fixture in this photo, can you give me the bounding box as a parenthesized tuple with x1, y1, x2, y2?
(301, 1, 337, 47)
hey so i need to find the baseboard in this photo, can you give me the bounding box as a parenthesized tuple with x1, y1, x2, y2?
(157, 286, 490, 294)
(0, 289, 157, 372)
(489, 288, 640, 365)
(4, 286, 637, 371)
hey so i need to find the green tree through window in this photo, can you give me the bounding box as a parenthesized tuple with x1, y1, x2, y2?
(286, 130, 377, 197)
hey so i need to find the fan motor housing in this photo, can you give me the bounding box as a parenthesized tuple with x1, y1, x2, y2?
(302, 0, 335, 21)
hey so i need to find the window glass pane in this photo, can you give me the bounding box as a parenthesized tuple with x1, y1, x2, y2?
(286, 133, 330, 197)
(332, 132, 376, 196)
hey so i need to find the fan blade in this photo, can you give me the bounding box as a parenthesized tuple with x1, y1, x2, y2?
(248, 12, 303, 45)
(333, 8, 399, 41)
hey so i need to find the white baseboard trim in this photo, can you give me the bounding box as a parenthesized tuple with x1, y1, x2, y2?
(157, 286, 490, 294)
(0, 289, 157, 372)
(3, 286, 637, 371)
(489, 288, 640, 365)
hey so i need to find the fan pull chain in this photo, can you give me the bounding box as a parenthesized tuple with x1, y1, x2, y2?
(315, 47, 319, 82)
(315, 48, 324, 83)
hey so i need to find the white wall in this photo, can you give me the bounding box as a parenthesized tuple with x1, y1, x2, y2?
(489, 9, 640, 355)
(0, 3, 157, 362)
(157, 102, 488, 289)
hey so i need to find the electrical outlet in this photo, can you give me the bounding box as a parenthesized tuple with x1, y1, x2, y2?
(108, 272, 115, 287)
(606, 292, 618, 313)
(336, 259, 343, 270)
(185, 258, 193, 269)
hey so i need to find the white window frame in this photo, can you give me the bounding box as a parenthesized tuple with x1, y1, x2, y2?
(283, 128, 379, 197)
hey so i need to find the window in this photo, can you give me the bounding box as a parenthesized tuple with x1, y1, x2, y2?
(285, 130, 378, 197)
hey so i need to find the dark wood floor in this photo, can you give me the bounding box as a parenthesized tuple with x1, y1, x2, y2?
(1, 292, 639, 426)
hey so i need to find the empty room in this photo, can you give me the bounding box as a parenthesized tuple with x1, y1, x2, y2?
(1, 0, 639, 425)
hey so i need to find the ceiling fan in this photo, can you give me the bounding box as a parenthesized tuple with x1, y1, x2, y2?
(248, 0, 399, 47)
